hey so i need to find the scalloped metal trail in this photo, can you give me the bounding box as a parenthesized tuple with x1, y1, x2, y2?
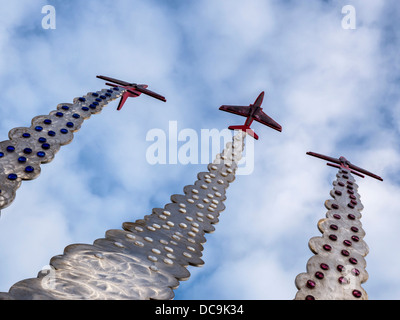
(294, 168, 369, 300)
(0, 87, 125, 211)
(0, 132, 247, 300)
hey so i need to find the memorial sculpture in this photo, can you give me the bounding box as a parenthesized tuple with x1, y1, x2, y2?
(0, 77, 281, 299)
(294, 152, 383, 300)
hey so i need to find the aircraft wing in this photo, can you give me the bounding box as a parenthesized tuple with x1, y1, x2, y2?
(131, 86, 167, 102)
(306, 152, 341, 165)
(219, 105, 250, 117)
(348, 163, 383, 181)
(96, 75, 131, 87)
(307, 151, 383, 181)
(253, 109, 282, 132)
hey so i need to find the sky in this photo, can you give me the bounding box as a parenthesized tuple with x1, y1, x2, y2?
(0, 0, 399, 300)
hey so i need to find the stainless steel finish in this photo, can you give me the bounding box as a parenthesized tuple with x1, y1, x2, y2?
(294, 168, 369, 300)
(0, 132, 247, 299)
(0, 88, 125, 212)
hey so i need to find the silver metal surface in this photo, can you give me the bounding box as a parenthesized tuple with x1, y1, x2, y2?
(0, 132, 247, 300)
(0, 87, 125, 211)
(294, 168, 369, 300)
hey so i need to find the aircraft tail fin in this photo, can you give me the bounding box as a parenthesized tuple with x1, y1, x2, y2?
(228, 125, 259, 140)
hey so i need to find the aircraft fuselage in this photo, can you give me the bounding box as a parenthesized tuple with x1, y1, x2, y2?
(244, 105, 261, 126)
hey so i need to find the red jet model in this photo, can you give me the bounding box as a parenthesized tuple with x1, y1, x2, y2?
(96, 75, 166, 110)
(307, 151, 383, 181)
(219, 91, 282, 140)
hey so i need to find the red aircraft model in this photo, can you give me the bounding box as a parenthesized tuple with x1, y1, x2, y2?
(96, 75, 166, 110)
(307, 151, 383, 181)
(219, 91, 282, 140)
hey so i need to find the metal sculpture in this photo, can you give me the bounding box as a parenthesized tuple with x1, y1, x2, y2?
(219, 91, 282, 140)
(96, 75, 166, 110)
(0, 90, 281, 299)
(0, 132, 247, 299)
(0, 76, 165, 213)
(294, 152, 383, 300)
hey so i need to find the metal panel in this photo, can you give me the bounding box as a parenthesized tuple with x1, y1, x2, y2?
(0, 132, 247, 300)
(0, 88, 125, 212)
(294, 168, 369, 300)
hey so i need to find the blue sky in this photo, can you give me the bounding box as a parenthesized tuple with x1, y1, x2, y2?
(0, 0, 399, 300)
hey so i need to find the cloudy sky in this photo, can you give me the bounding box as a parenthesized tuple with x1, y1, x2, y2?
(0, 0, 399, 300)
